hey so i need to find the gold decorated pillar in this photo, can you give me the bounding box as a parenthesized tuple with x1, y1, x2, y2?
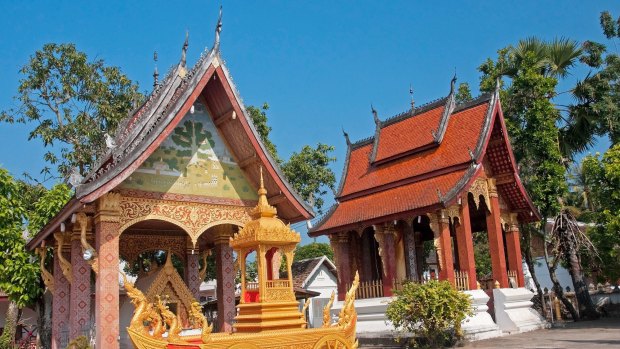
(455, 197, 478, 290)
(185, 239, 201, 300)
(94, 192, 121, 349)
(52, 232, 71, 349)
(330, 232, 351, 301)
(213, 225, 235, 333)
(485, 178, 509, 288)
(505, 213, 525, 287)
(374, 224, 397, 296)
(70, 214, 92, 340)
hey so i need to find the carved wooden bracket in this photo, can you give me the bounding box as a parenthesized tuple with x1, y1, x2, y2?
(54, 232, 73, 284)
(35, 246, 54, 293)
(76, 212, 98, 275)
(468, 178, 491, 212)
(199, 249, 212, 282)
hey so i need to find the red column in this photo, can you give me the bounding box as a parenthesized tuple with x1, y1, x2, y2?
(214, 227, 235, 332)
(506, 214, 525, 287)
(437, 214, 455, 284)
(52, 240, 70, 349)
(485, 179, 509, 288)
(375, 225, 397, 297)
(330, 233, 351, 301)
(456, 199, 478, 290)
(186, 248, 201, 299)
(94, 193, 121, 349)
(69, 236, 91, 339)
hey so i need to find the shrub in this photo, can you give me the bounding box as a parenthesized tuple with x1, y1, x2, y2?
(385, 280, 473, 348)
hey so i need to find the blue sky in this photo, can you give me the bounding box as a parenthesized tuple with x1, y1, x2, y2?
(0, 1, 617, 237)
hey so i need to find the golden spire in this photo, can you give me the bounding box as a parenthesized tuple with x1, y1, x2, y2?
(250, 166, 277, 219)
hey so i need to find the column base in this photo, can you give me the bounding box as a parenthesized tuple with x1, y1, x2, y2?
(493, 288, 549, 334)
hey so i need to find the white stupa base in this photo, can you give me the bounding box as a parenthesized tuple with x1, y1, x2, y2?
(461, 290, 503, 340)
(493, 287, 548, 334)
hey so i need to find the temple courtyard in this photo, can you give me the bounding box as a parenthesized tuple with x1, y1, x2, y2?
(460, 318, 620, 349)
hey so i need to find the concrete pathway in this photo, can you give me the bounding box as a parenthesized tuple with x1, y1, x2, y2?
(461, 318, 620, 349)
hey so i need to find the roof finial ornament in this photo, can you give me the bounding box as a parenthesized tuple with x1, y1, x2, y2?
(213, 6, 223, 52)
(181, 31, 189, 67)
(342, 127, 351, 147)
(371, 104, 380, 125)
(259, 165, 265, 191)
(153, 51, 159, 89)
(409, 84, 415, 111)
(495, 77, 501, 92)
(450, 70, 457, 95)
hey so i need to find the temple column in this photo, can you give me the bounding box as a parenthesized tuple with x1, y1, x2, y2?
(329, 232, 351, 301)
(374, 224, 397, 297)
(485, 178, 509, 288)
(69, 217, 92, 340)
(213, 226, 235, 332)
(402, 222, 418, 281)
(52, 233, 71, 349)
(505, 213, 525, 287)
(94, 193, 121, 349)
(456, 197, 478, 290)
(186, 241, 201, 299)
(434, 212, 456, 284)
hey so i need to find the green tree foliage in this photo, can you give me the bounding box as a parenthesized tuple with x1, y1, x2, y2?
(293, 242, 334, 263)
(282, 144, 336, 214)
(562, 11, 620, 153)
(472, 233, 492, 279)
(0, 43, 142, 179)
(28, 183, 72, 234)
(581, 144, 620, 281)
(385, 280, 473, 348)
(246, 103, 281, 163)
(455, 82, 473, 104)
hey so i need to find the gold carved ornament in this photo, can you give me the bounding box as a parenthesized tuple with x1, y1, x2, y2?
(189, 300, 212, 343)
(155, 295, 183, 344)
(426, 213, 444, 271)
(301, 298, 311, 326)
(337, 271, 360, 332)
(35, 246, 54, 293)
(468, 178, 491, 212)
(322, 291, 336, 328)
(76, 213, 98, 274)
(121, 272, 156, 336)
(53, 232, 72, 284)
(198, 249, 211, 282)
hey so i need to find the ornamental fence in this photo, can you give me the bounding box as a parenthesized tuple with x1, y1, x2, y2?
(347, 271, 471, 300)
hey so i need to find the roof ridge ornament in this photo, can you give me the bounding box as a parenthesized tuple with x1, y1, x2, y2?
(181, 31, 189, 68)
(371, 104, 380, 125)
(342, 127, 351, 147)
(432, 75, 458, 144)
(213, 6, 223, 52)
(450, 71, 457, 95)
(153, 51, 159, 88)
(409, 84, 415, 111)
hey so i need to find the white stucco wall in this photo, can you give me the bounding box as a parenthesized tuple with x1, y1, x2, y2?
(305, 263, 338, 328)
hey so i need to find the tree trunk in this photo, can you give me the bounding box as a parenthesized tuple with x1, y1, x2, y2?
(523, 226, 547, 318)
(0, 301, 18, 348)
(37, 292, 52, 349)
(545, 246, 580, 321)
(565, 242, 600, 319)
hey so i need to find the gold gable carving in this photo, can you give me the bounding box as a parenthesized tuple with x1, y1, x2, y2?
(468, 178, 491, 212)
(119, 196, 252, 244)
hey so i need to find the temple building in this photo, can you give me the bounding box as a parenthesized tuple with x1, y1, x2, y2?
(309, 78, 541, 301)
(25, 25, 314, 349)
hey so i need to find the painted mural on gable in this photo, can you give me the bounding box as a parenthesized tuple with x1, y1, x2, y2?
(119, 101, 257, 202)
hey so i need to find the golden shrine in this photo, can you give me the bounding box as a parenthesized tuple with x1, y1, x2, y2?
(124, 171, 360, 349)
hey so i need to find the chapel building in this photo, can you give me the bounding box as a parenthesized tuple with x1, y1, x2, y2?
(309, 79, 540, 300)
(26, 32, 313, 349)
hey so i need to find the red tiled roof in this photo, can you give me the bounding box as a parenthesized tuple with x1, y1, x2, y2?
(374, 104, 444, 163)
(316, 168, 471, 233)
(339, 102, 489, 199)
(311, 90, 541, 236)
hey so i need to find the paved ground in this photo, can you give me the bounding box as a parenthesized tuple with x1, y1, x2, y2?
(460, 317, 620, 349)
